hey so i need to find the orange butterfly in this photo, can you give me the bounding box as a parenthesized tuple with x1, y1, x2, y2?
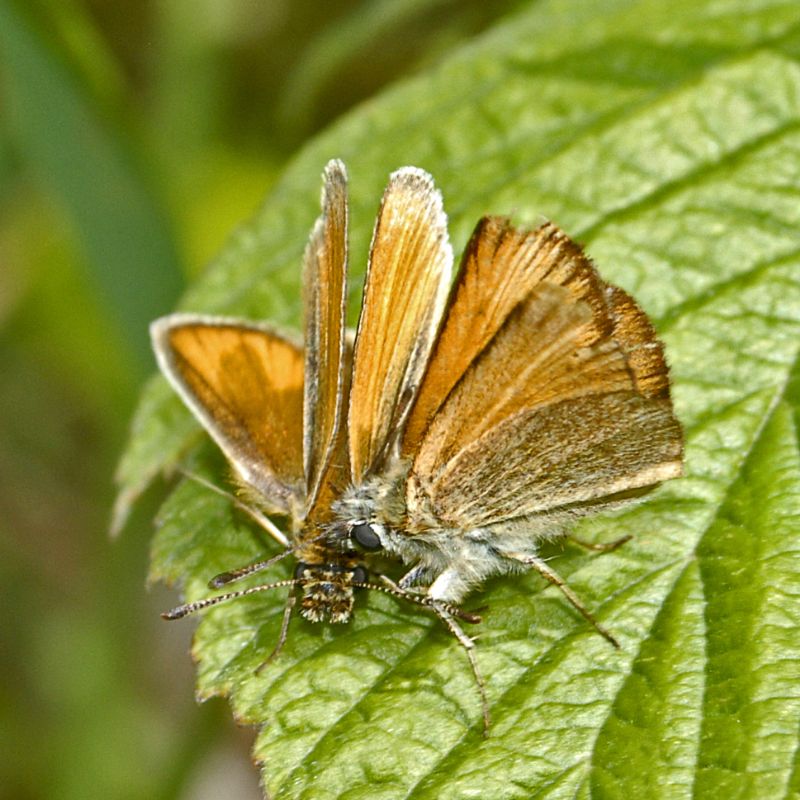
(153, 160, 683, 731)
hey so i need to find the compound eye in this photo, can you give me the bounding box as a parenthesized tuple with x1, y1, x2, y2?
(351, 522, 382, 551)
(351, 565, 368, 585)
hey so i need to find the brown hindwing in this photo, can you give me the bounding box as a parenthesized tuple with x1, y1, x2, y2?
(413, 391, 682, 529)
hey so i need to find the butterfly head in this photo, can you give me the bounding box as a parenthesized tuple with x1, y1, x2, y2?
(329, 478, 398, 555)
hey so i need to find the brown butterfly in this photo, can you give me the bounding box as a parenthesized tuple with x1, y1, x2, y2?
(153, 160, 683, 731)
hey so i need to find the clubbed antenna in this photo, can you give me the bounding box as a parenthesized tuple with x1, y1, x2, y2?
(207, 529, 333, 588)
(162, 579, 299, 620)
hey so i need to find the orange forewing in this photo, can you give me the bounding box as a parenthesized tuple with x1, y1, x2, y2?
(605, 285, 671, 400)
(304, 336, 354, 525)
(403, 218, 612, 452)
(302, 159, 348, 514)
(152, 318, 305, 515)
(348, 167, 452, 482)
(412, 282, 635, 476)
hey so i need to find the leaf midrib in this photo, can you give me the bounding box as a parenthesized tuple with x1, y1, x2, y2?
(690, 366, 800, 800)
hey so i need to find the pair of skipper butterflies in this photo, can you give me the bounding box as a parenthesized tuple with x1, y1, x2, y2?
(153, 160, 683, 731)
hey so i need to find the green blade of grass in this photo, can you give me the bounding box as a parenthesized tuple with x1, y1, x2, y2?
(0, 0, 184, 372)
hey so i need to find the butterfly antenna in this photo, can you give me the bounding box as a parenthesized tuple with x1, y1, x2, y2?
(178, 468, 289, 547)
(207, 529, 332, 588)
(209, 551, 293, 588)
(162, 579, 299, 620)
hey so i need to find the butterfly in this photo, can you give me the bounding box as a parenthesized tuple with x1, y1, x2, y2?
(152, 159, 683, 731)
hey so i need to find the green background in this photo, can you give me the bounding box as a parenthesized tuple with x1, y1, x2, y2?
(3, 1, 800, 798)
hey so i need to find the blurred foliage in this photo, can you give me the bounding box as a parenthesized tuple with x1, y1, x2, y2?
(0, 0, 522, 797)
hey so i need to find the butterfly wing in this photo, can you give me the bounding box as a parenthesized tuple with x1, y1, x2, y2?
(407, 224, 682, 529)
(402, 218, 613, 452)
(411, 391, 682, 529)
(151, 315, 306, 516)
(302, 159, 349, 514)
(348, 167, 453, 482)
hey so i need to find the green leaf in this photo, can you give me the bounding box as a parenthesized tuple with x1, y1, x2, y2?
(128, 0, 800, 796)
(275, 0, 524, 139)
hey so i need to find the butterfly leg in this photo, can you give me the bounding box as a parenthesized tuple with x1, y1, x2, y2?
(430, 602, 491, 735)
(256, 590, 296, 673)
(568, 533, 632, 553)
(372, 574, 488, 729)
(398, 564, 433, 589)
(511, 553, 620, 648)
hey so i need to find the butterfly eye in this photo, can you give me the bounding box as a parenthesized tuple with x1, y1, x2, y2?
(351, 565, 368, 584)
(351, 522, 382, 551)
